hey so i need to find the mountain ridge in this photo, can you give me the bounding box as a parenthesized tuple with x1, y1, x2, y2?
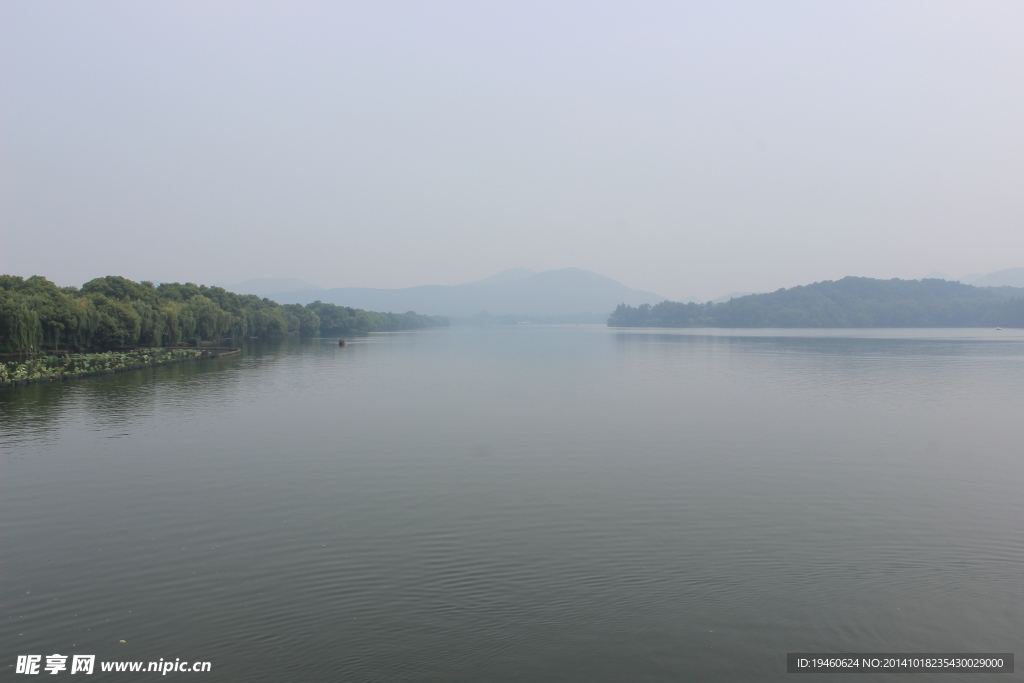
(609, 276, 1024, 328)
(267, 267, 664, 319)
(965, 267, 1024, 288)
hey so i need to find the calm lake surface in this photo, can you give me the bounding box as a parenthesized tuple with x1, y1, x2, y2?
(3, 326, 1023, 681)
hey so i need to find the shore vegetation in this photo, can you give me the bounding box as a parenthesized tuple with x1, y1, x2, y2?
(0, 275, 448, 353)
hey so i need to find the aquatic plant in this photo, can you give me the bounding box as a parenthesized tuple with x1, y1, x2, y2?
(0, 348, 208, 385)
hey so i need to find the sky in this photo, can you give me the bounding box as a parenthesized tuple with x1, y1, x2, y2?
(2, 1, 1023, 301)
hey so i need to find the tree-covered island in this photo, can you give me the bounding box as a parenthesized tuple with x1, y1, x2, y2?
(609, 277, 1024, 328)
(0, 275, 448, 353)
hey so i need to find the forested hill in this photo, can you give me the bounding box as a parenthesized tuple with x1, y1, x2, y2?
(0, 275, 447, 352)
(608, 277, 1024, 328)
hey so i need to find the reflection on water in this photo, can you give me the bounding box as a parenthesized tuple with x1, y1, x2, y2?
(2, 327, 1023, 681)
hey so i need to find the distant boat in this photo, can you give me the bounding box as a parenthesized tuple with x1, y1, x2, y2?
(996, 327, 1002, 331)
(338, 339, 347, 346)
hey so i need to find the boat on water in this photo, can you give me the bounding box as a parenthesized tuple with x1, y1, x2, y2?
(338, 339, 347, 346)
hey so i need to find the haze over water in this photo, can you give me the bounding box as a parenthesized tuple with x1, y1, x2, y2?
(2, 326, 1023, 681)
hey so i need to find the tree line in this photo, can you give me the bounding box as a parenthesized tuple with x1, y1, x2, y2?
(0, 275, 448, 352)
(609, 277, 1024, 328)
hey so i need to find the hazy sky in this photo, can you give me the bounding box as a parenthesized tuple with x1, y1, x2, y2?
(2, 1, 1022, 300)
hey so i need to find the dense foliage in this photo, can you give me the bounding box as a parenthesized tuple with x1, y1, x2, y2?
(0, 275, 448, 352)
(609, 277, 1024, 328)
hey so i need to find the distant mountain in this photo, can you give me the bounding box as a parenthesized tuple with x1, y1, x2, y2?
(672, 291, 758, 305)
(711, 291, 756, 304)
(225, 278, 322, 299)
(268, 268, 664, 319)
(471, 268, 536, 285)
(967, 267, 1024, 288)
(609, 276, 1024, 328)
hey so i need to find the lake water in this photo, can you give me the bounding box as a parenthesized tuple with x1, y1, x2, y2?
(2, 326, 1023, 681)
